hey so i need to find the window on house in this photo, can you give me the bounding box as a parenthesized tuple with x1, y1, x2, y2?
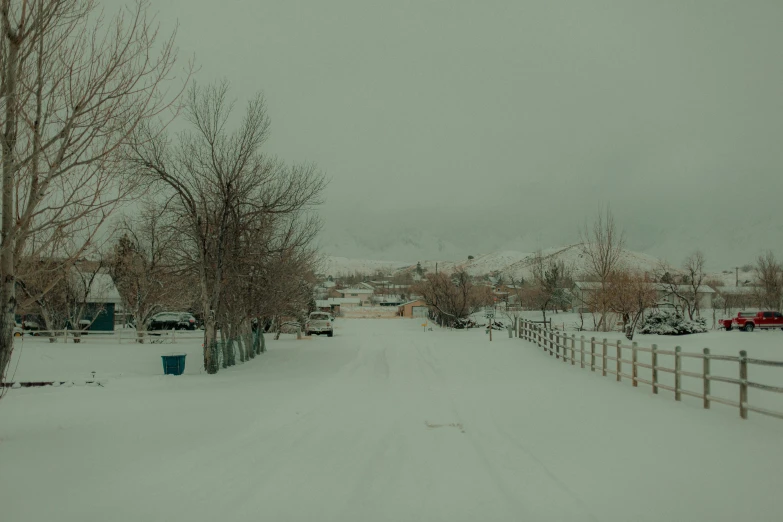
(351, 293, 357, 296)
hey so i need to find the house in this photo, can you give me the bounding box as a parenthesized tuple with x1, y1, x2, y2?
(372, 295, 404, 307)
(72, 270, 123, 331)
(570, 281, 715, 314)
(398, 299, 428, 319)
(714, 286, 759, 311)
(336, 288, 374, 305)
(325, 297, 361, 309)
(315, 300, 341, 316)
(656, 284, 715, 311)
(570, 282, 603, 313)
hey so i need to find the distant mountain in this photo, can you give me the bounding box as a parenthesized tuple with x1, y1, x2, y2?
(321, 244, 665, 280)
(317, 256, 412, 277)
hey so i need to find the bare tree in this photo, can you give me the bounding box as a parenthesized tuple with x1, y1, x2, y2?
(108, 203, 187, 342)
(754, 251, 782, 310)
(129, 81, 325, 373)
(531, 250, 572, 323)
(579, 207, 625, 331)
(657, 251, 706, 320)
(0, 0, 183, 383)
(607, 269, 658, 340)
(414, 270, 491, 326)
(19, 255, 107, 341)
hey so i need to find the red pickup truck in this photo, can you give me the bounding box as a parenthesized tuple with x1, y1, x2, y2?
(720, 311, 783, 332)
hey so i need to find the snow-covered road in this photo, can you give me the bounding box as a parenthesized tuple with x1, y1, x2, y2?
(1, 319, 782, 521)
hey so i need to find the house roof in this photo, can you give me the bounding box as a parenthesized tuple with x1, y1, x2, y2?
(339, 288, 374, 294)
(71, 270, 122, 304)
(573, 281, 603, 290)
(658, 284, 715, 294)
(715, 286, 755, 295)
(326, 297, 361, 305)
(399, 299, 427, 307)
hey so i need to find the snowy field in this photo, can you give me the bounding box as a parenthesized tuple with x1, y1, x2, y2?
(2, 319, 783, 521)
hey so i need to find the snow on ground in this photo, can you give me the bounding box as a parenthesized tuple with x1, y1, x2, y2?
(2, 319, 783, 521)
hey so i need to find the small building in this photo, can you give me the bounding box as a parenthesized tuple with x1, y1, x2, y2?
(337, 288, 374, 305)
(325, 297, 361, 310)
(714, 286, 759, 311)
(74, 271, 123, 331)
(373, 295, 404, 307)
(398, 299, 428, 319)
(656, 284, 715, 311)
(315, 300, 341, 316)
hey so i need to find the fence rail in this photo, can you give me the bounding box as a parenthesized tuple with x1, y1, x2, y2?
(518, 318, 783, 422)
(14, 329, 206, 344)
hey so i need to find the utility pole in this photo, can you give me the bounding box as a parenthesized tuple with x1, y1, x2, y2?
(735, 267, 739, 287)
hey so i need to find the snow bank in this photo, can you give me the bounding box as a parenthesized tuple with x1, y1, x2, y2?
(1, 319, 782, 521)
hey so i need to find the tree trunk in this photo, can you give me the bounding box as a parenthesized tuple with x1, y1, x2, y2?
(135, 323, 146, 344)
(0, 34, 19, 384)
(203, 317, 218, 373)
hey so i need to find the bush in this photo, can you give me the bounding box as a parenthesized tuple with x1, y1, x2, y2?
(639, 310, 707, 335)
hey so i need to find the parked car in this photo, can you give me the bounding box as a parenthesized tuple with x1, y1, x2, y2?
(147, 312, 197, 331)
(305, 312, 333, 337)
(13, 322, 24, 337)
(728, 311, 783, 332)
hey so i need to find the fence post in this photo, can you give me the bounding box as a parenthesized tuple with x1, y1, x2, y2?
(602, 338, 607, 377)
(580, 336, 585, 369)
(550, 330, 555, 357)
(674, 346, 682, 401)
(570, 335, 575, 365)
(632, 342, 638, 387)
(703, 348, 710, 409)
(590, 337, 596, 372)
(651, 344, 658, 394)
(739, 350, 748, 419)
(555, 331, 560, 359)
(616, 340, 622, 382)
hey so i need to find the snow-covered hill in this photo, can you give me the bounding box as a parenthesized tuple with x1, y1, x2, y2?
(322, 245, 665, 280)
(318, 256, 412, 277)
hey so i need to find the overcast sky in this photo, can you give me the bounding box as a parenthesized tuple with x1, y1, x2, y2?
(149, 0, 783, 268)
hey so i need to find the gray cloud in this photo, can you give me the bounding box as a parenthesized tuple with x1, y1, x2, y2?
(149, 0, 783, 268)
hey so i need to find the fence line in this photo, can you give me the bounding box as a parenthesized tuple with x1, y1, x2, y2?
(14, 329, 206, 344)
(518, 318, 783, 422)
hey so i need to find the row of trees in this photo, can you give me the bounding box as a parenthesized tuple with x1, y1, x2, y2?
(0, 0, 323, 384)
(127, 81, 323, 371)
(412, 270, 493, 326)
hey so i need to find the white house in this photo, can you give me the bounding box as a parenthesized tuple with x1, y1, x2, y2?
(337, 288, 374, 305)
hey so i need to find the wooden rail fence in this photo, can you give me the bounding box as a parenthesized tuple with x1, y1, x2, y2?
(518, 318, 783, 421)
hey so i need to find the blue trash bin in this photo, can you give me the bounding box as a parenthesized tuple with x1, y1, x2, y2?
(161, 353, 187, 375)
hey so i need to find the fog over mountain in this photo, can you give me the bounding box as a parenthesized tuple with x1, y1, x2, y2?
(145, 0, 783, 270)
